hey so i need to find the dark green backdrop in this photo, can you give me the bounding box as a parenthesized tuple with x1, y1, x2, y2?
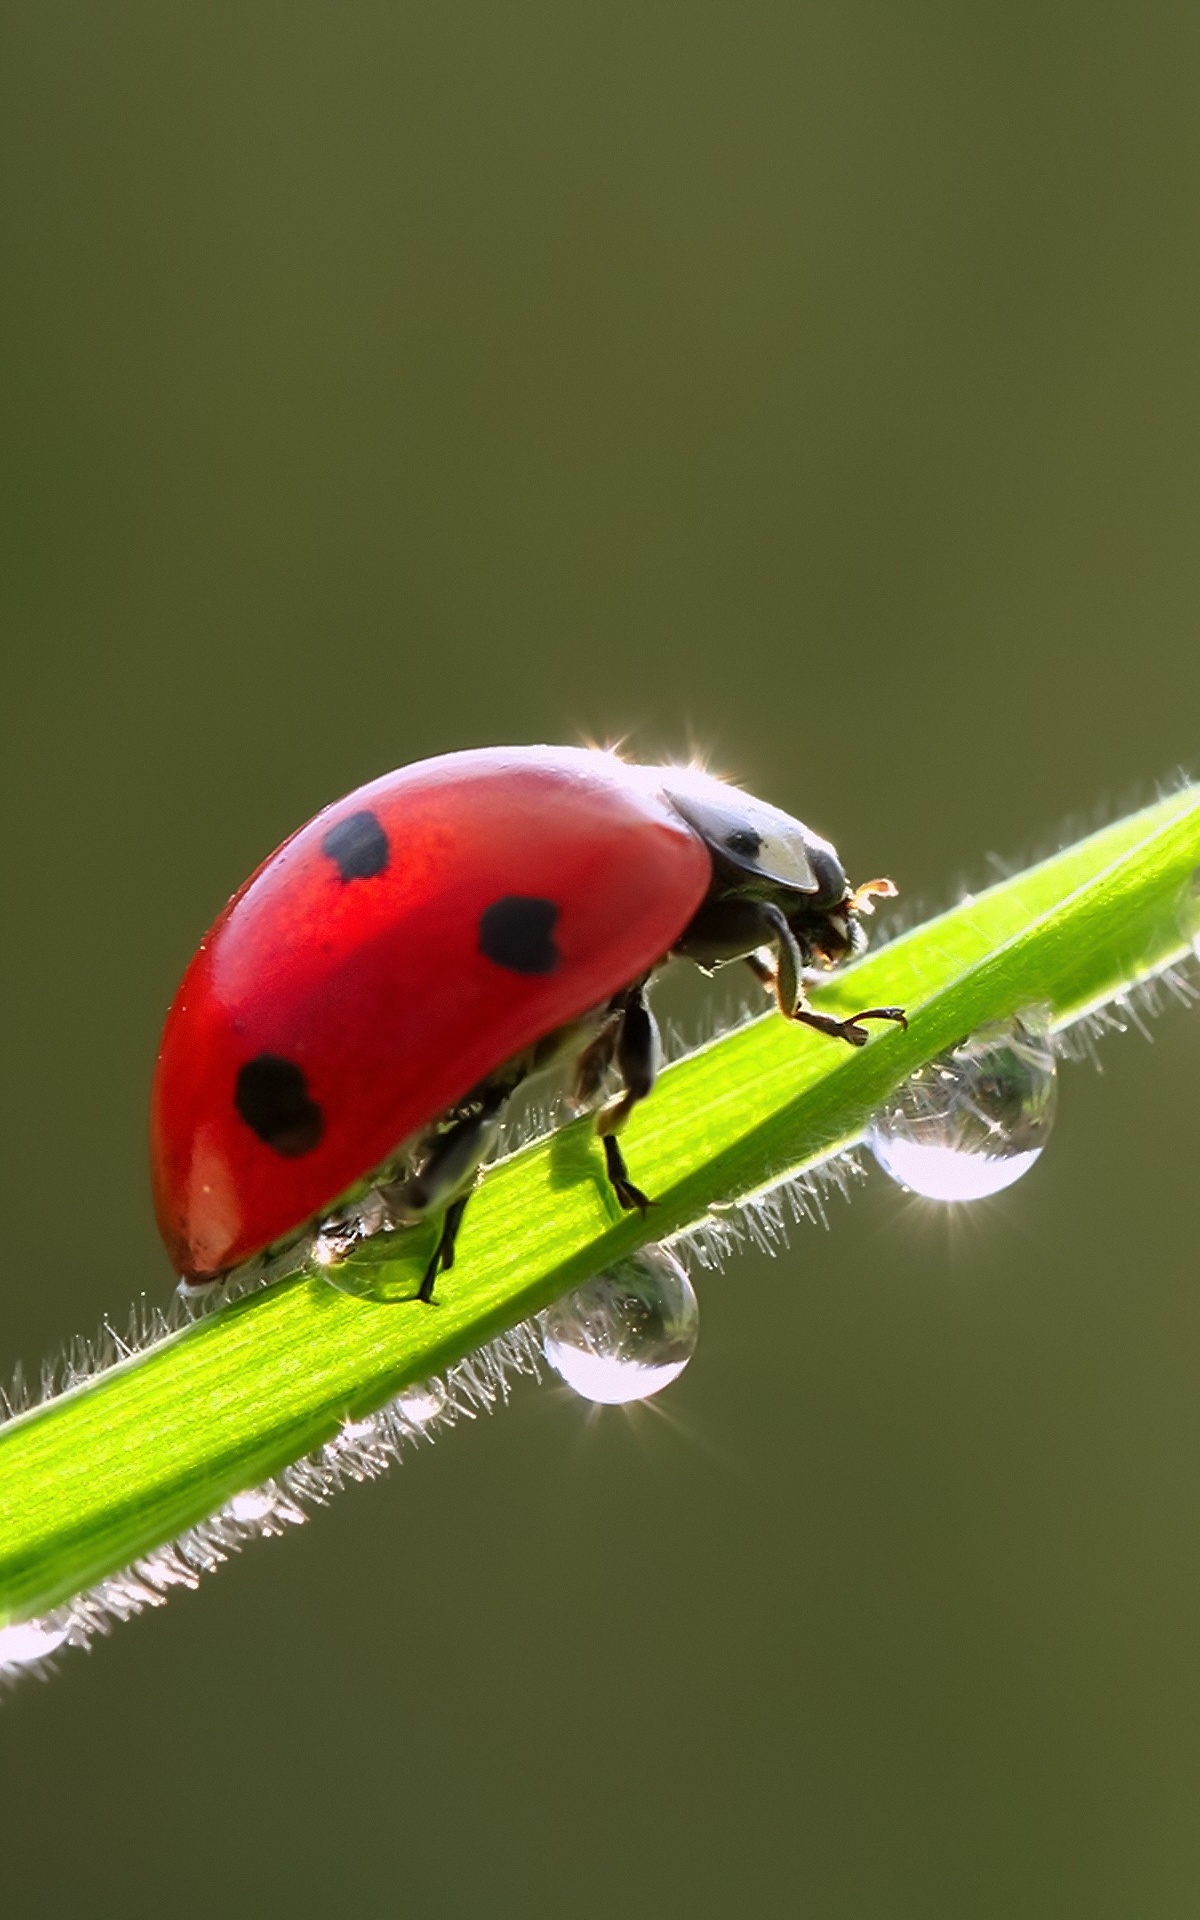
(2, 7, 1200, 1915)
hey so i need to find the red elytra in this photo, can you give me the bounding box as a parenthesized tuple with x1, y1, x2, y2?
(152, 744, 903, 1287)
(152, 748, 712, 1279)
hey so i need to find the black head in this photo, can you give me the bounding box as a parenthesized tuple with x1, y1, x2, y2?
(656, 764, 887, 972)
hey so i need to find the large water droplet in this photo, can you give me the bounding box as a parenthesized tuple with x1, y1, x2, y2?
(541, 1246, 698, 1404)
(867, 1011, 1057, 1201)
(0, 1619, 69, 1667)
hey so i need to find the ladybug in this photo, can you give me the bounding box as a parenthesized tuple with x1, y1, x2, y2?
(151, 746, 904, 1299)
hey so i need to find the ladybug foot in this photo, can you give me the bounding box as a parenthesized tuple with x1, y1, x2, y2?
(414, 1194, 470, 1303)
(613, 1175, 653, 1214)
(416, 1253, 444, 1304)
(851, 1005, 908, 1034)
(795, 1005, 908, 1048)
(602, 1133, 654, 1214)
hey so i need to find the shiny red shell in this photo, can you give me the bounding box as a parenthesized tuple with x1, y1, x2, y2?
(151, 747, 713, 1279)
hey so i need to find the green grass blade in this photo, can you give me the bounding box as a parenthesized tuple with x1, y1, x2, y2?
(1, 786, 1198, 1625)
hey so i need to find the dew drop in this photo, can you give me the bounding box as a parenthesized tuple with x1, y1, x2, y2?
(541, 1246, 699, 1404)
(226, 1488, 278, 1524)
(339, 1415, 380, 1443)
(0, 1619, 69, 1667)
(393, 1380, 447, 1428)
(867, 1010, 1057, 1201)
(317, 1206, 440, 1304)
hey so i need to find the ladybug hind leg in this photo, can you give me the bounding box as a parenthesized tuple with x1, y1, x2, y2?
(571, 1006, 624, 1107)
(594, 983, 660, 1215)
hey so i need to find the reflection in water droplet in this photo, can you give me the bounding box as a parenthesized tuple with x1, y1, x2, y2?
(541, 1246, 699, 1404)
(0, 1619, 69, 1667)
(314, 1190, 391, 1271)
(393, 1380, 447, 1428)
(868, 1011, 1057, 1201)
(314, 1223, 363, 1268)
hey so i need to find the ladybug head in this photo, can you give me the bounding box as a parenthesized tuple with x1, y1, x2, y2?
(784, 857, 900, 971)
(657, 763, 895, 970)
(789, 867, 901, 970)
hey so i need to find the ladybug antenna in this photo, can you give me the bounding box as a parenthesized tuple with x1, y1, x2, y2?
(849, 877, 899, 916)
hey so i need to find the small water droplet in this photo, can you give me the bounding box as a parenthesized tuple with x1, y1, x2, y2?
(318, 1213, 441, 1303)
(227, 1487, 278, 1524)
(867, 1010, 1057, 1201)
(0, 1619, 69, 1667)
(393, 1380, 447, 1428)
(339, 1415, 379, 1443)
(541, 1246, 699, 1404)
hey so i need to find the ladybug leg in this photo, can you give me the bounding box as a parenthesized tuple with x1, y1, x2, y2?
(601, 1133, 651, 1214)
(390, 1100, 504, 1220)
(758, 903, 907, 1047)
(594, 983, 660, 1213)
(757, 903, 804, 1015)
(790, 1002, 908, 1047)
(743, 949, 777, 992)
(386, 1088, 508, 1302)
(571, 1005, 623, 1106)
(417, 1194, 470, 1304)
(745, 943, 866, 1013)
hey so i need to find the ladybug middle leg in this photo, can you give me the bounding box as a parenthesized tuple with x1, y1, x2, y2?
(384, 1085, 510, 1303)
(676, 897, 903, 1045)
(418, 1194, 470, 1304)
(593, 982, 660, 1214)
(571, 1005, 624, 1106)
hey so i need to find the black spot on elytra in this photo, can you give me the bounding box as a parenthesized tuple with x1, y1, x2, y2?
(725, 827, 763, 859)
(478, 896, 561, 975)
(322, 810, 389, 882)
(235, 1054, 324, 1156)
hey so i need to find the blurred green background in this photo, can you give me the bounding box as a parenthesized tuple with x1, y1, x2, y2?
(2, 5, 1200, 1915)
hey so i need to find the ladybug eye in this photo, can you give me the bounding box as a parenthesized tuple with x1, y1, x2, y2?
(724, 828, 763, 859)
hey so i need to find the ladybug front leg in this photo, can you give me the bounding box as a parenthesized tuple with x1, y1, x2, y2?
(756, 903, 907, 1047)
(743, 948, 778, 994)
(594, 983, 660, 1214)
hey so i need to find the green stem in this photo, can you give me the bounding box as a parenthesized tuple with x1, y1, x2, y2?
(1, 787, 1197, 1625)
